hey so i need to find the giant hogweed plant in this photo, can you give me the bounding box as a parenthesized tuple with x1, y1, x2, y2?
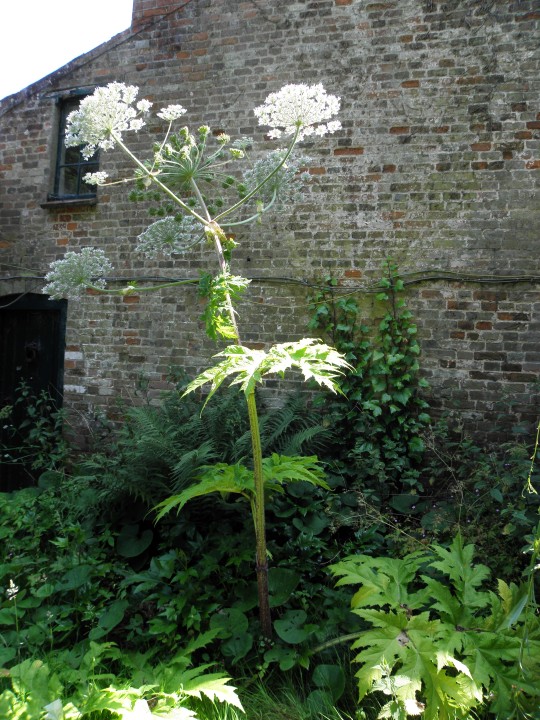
(43, 82, 349, 638)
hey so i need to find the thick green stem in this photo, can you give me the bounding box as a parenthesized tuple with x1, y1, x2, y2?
(247, 389, 272, 638)
(190, 179, 241, 342)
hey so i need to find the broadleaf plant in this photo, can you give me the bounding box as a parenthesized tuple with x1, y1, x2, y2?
(330, 534, 540, 718)
(43, 81, 345, 638)
(155, 453, 328, 520)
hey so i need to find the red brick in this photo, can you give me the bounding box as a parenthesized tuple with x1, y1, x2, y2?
(334, 147, 364, 155)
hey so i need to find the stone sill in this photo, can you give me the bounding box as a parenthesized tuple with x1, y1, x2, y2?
(41, 197, 98, 209)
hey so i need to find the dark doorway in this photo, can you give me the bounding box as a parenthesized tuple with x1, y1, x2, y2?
(0, 293, 67, 490)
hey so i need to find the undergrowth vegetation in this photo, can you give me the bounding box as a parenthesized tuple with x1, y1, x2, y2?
(1, 267, 539, 719)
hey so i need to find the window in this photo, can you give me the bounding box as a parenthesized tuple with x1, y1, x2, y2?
(50, 95, 99, 200)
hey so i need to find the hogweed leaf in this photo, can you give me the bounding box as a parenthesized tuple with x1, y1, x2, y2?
(429, 535, 491, 609)
(262, 453, 329, 490)
(460, 630, 540, 712)
(154, 463, 253, 520)
(420, 576, 465, 629)
(332, 536, 540, 717)
(331, 553, 426, 610)
(154, 455, 327, 519)
(184, 339, 350, 408)
(180, 673, 244, 709)
(496, 579, 529, 630)
(199, 272, 250, 341)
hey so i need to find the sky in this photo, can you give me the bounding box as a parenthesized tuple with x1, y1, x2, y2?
(1, 0, 134, 100)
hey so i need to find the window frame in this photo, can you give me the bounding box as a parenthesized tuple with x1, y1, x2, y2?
(48, 91, 99, 202)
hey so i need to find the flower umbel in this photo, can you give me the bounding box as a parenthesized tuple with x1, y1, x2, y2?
(243, 149, 311, 205)
(157, 104, 187, 121)
(136, 216, 202, 257)
(254, 83, 341, 140)
(65, 83, 152, 159)
(43, 248, 113, 300)
(83, 171, 109, 186)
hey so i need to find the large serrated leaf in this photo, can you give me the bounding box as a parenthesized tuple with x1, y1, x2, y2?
(180, 673, 244, 709)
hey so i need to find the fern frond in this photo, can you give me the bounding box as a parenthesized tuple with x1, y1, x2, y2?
(171, 440, 217, 493)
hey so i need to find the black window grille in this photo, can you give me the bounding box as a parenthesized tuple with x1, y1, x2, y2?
(51, 95, 99, 200)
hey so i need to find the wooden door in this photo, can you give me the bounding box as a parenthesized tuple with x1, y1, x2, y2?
(0, 294, 67, 489)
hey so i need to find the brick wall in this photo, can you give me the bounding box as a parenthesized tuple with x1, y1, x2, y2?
(1, 0, 539, 443)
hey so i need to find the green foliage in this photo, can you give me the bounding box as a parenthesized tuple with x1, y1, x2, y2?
(185, 339, 350, 409)
(394, 420, 540, 579)
(70, 386, 332, 514)
(0, 637, 243, 719)
(331, 534, 540, 718)
(198, 271, 250, 341)
(154, 454, 328, 520)
(0, 481, 129, 665)
(309, 264, 430, 506)
(0, 382, 70, 481)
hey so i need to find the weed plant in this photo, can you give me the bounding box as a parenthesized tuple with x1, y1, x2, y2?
(1, 265, 539, 717)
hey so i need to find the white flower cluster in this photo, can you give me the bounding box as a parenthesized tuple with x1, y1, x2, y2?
(65, 83, 153, 159)
(6, 579, 19, 600)
(83, 171, 109, 186)
(136, 216, 202, 258)
(43, 248, 113, 300)
(157, 104, 187, 121)
(254, 83, 341, 141)
(243, 149, 311, 204)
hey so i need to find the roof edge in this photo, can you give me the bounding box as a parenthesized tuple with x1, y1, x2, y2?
(0, 27, 133, 118)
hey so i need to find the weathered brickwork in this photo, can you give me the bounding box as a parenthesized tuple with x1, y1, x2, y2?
(1, 0, 539, 441)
